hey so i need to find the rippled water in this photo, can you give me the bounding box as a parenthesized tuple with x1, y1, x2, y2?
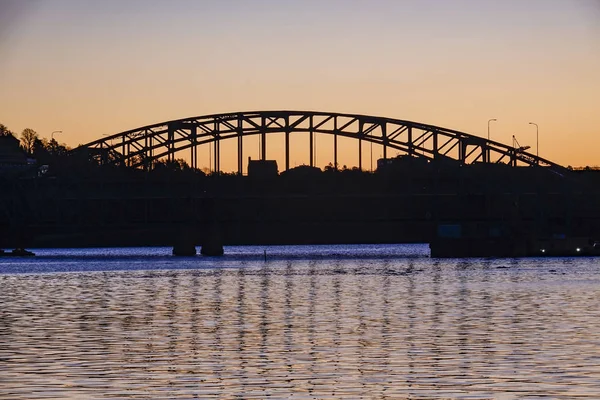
(1, 244, 600, 399)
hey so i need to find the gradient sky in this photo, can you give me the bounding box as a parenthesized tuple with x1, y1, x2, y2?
(1, 0, 599, 170)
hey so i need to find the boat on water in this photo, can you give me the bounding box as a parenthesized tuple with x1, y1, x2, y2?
(0, 248, 35, 257)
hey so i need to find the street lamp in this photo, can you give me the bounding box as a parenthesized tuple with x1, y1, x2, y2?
(487, 119, 497, 141)
(528, 122, 539, 161)
(51, 130, 62, 140)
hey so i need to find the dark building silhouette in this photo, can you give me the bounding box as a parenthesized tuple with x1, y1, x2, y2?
(280, 164, 322, 178)
(248, 157, 278, 178)
(0, 134, 32, 174)
(377, 155, 431, 171)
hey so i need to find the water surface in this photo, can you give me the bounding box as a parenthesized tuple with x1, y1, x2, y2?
(1, 245, 599, 398)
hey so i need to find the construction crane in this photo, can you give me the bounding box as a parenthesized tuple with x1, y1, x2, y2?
(512, 135, 531, 153)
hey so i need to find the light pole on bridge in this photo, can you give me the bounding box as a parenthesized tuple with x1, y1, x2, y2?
(51, 130, 62, 141)
(487, 119, 497, 141)
(528, 122, 539, 162)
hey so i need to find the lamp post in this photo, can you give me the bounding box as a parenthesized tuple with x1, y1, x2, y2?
(487, 119, 497, 141)
(51, 130, 62, 140)
(529, 122, 539, 161)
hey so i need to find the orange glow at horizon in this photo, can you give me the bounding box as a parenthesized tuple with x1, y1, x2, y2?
(0, 0, 598, 168)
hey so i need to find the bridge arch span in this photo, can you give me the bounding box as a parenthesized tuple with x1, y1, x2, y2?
(77, 110, 566, 174)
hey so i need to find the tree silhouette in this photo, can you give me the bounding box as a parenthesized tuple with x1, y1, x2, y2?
(20, 128, 38, 155)
(46, 138, 69, 156)
(324, 162, 336, 172)
(0, 123, 14, 137)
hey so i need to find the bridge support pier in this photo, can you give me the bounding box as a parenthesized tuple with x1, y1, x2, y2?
(201, 234, 224, 256)
(172, 231, 197, 257)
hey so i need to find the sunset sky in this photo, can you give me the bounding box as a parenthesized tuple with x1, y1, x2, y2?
(1, 0, 599, 170)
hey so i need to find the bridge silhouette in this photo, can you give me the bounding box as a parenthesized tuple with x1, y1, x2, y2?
(3, 111, 598, 257)
(78, 110, 567, 174)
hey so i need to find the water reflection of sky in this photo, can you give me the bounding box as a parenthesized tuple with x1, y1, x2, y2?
(1, 245, 600, 398)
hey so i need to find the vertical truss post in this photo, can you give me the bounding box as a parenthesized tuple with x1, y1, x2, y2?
(482, 144, 488, 164)
(237, 116, 243, 175)
(168, 125, 174, 163)
(261, 116, 266, 161)
(121, 136, 126, 167)
(459, 140, 466, 164)
(213, 138, 218, 173)
(190, 136, 194, 169)
(309, 115, 314, 167)
(213, 119, 219, 173)
(358, 121, 363, 170)
(190, 125, 197, 170)
(433, 130, 438, 160)
(359, 137, 362, 171)
(285, 116, 290, 171)
(407, 125, 413, 156)
(382, 123, 387, 161)
(334, 116, 338, 170)
(149, 136, 153, 169)
(144, 133, 149, 171)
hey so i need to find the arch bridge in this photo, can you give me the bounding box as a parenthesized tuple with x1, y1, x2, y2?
(77, 111, 566, 175)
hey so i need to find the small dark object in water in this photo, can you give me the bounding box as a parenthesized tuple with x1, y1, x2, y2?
(1, 248, 36, 257)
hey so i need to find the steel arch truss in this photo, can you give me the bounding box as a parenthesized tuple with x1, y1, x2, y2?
(77, 111, 566, 174)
